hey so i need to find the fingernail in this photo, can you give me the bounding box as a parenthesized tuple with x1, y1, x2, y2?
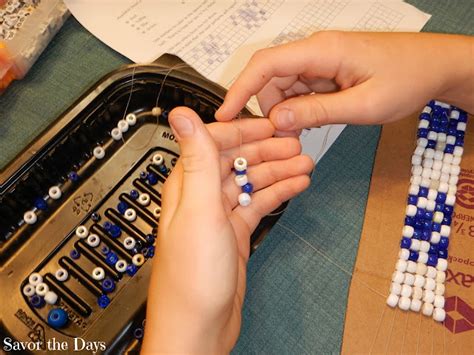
(275, 108, 295, 129)
(170, 115, 194, 138)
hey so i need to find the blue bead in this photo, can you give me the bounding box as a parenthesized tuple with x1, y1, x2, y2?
(409, 251, 419, 262)
(98, 295, 110, 308)
(455, 137, 464, 146)
(427, 254, 438, 267)
(421, 230, 431, 241)
(145, 234, 155, 244)
(443, 216, 452, 225)
(415, 208, 425, 219)
(34, 198, 48, 210)
(438, 249, 448, 259)
(427, 140, 436, 149)
(242, 182, 254, 194)
(30, 295, 45, 308)
(418, 187, 428, 197)
(422, 220, 432, 230)
(458, 112, 468, 122)
(70, 249, 80, 259)
(419, 112, 430, 120)
(429, 244, 439, 254)
(158, 164, 168, 174)
(444, 205, 454, 216)
(147, 246, 155, 258)
(101, 278, 115, 293)
(117, 201, 128, 215)
(109, 225, 122, 238)
(414, 220, 424, 230)
(142, 247, 149, 257)
(444, 144, 454, 154)
(412, 229, 422, 240)
(100, 245, 110, 255)
(439, 237, 449, 250)
(435, 203, 444, 212)
(235, 169, 247, 175)
(423, 211, 433, 221)
(126, 264, 138, 276)
(133, 327, 144, 339)
(106, 251, 119, 266)
(130, 189, 139, 199)
(103, 221, 112, 231)
(407, 195, 418, 205)
(400, 238, 411, 249)
(436, 193, 447, 204)
(432, 223, 441, 232)
(91, 212, 101, 222)
(131, 247, 139, 255)
(456, 130, 465, 139)
(147, 173, 158, 185)
(417, 128, 428, 138)
(68, 171, 79, 182)
(162, 110, 169, 119)
(448, 127, 457, 136)
(47, 308, 68, 328)
(140, 171, 148, 180)
(404, 217, 415, 226)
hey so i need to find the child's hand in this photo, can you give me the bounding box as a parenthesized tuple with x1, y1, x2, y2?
(142, 107, 312, 354)
(216, 32, 473, 131)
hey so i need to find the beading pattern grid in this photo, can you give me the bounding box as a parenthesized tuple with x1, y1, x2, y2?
(272, 0, 348, 46)
(353, 2, 403, 32)
(181, 0, 284, 76)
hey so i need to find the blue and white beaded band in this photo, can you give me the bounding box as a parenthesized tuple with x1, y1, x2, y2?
(386, 100, 468, 323)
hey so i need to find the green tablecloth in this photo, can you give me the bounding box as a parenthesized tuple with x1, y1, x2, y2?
(1, 1, 472, 353)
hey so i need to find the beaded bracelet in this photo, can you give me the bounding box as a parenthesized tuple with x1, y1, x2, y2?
(386, 100, 468, 323)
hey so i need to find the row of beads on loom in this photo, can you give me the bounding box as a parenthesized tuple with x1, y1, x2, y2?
(386, 100, 468, 323)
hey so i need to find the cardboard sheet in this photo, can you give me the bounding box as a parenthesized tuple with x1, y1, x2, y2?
(342, 113, 474, 353)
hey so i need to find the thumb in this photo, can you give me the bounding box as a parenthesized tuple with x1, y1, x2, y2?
(269, 83, 375, 130)
(168, 107, 221, 207)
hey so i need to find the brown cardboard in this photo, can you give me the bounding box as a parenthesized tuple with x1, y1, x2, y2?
(342, 113, 474, 354)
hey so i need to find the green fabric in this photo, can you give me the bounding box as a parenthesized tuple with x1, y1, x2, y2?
(0, 2, 472, 353)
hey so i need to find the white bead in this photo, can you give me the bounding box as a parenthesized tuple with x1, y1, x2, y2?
(414, 146, 425, 156)
(406, 261, 417, 273)
(238, 193, 252, 207)
(416, 263, 427, 275)
(430, 232, 441, 244)
(422, 159, 433, 169)
(412, 287, 423, 300)
(424, 148, 435, 159)
(440, 225, 451, 237)
(411, 176, 421, 185)
(404, 273, 415, 286)
(440, 173, 449, 183)
(29, 273, 43, 286)
(441, 164, 451, 175)
(75, 225, 88, 239)
(426, 266, 437, 279)
(417, 138, 428, 148)
(438, 182, 449, 193)
(434, 283, 445, 295)
(115, 259, 127, 273)
(433, 308, 446, 322)
(433, 211, 444, 224)
(434, 150, 444, 161)
(406, 205, 417, 217)
(152, 153, 164, 166)
(398, 296, 411, 311)
(399, 249, 410, 260)
(432, 160, 442, 171)
(414, 275, 425, 288)
(410, 299, 422, 312)
(138, 193, 151, 206)
(93, 146, 105, 159)
(24, 211, 37, 225)
(401, 284, 412, 298)
(434, 295, 445, 308)
(436, 141, 446, 151)
(392, 271, 405, 284)
(427, 131, 437, 140)
(386, 293, 399, 308)
(448, 185, 457, 196)
(92, 267, 105, 280)
(438, 133, 447, 142)
(427, 189, 437, 202)
(86, 234, 100, 248)
(111, 127, 122, 140)
(48, 186, 62, 200)
(408, 185, 419, 196)
(235, 174, 249, 187)
(424, 278, 436, 291)
(412, 165, 423, 176)
(431, 170, 441, 182)
(457, 122, 467, 131)
(423, 290, 435, 303)
(234, 157, 247, 171)
(132, 254, 145, 266)
(152, 107, 162, 116)
(422, 302, 434, 316)
(445, 194, 456, 206)
(124, 208, 137, 222)
(123, 237, 136, 250)
(426, 200, 436, 211)
(44, 291, 58, 305)
(153, 207, 161, 218)
(422, 106, 432, 114)
(418, 252, 428, 264)
(402, 225, 414, 238)
(419, 241, 430, 253)
(23, 284, 36, 297)
(434, 101, 451, 109)
(117, 119, 129, 133)
(421, 168, 432, 178)
(446, 135, 456, 145)
(450, 110, 460, 119)
(449, 175, 459, 185)
(451, 165, 461, 176)
(436, 271, 446, 283)
(418, 120, 429, 129)
(410, 239, 420, 251)
(437, 258, 448, 271)
(35, 282, 49, 296)
(443, 154, 453, 164)
(420, 178, 430, 188)
(55, 268, 68, 282)
(126, 113, 137, 126)
(416, 197, 427, 209)
(412, 155, 422, 166)
(390, 282, 402, 295)
(452, 156, 461, 166)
